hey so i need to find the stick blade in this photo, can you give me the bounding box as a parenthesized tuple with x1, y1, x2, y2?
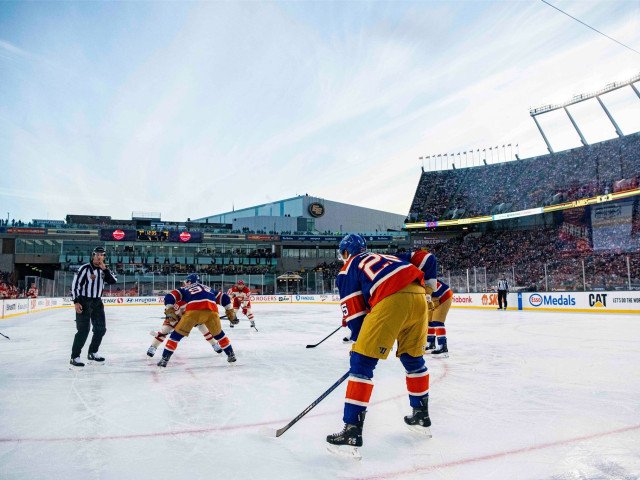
(305, 345, 315, 348)
(258, 426, 279, 438)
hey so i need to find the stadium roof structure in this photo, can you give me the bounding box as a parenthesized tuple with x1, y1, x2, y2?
(529, 72, 640, 154)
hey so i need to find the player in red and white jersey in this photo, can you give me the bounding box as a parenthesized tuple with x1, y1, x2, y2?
(27, 283, 38, 298)
(228, 279, 257, 330)
(326, 234, 432, 459)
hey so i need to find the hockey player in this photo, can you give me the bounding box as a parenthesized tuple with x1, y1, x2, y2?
(156, 274, 237, 367)
(395, 248, 451, 357)
(228, 279, 257, 330)
(326, 234, 432, 459)
(146, 280, 238, 357)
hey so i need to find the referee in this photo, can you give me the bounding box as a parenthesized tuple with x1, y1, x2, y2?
(497, 274, 509, 310)
(70, 246, 118, 367)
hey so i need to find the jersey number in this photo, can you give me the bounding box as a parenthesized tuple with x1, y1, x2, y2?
(359, 254, 402, 281)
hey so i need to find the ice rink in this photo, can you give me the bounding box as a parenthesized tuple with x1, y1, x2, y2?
(1, 303, 639, 480)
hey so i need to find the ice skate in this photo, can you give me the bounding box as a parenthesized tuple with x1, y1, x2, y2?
(404, 397, 432, 437)
(424, 341, 435, 351)
(147, 346, 157, 357)
(69, 357, 85, 368)
(226, 347, 237, 363)
(326, 411, 365, 460)
(87, 353, 105, 364)
(213, 343, 223, 354)
(431, 339, 449, 358)
(157, 355, 170, 368)
(342, 337, 353, 344)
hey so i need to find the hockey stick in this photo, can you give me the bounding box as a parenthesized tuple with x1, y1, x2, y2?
(259, 371, 350, 438)
(0, 331, 9, 340)
(306, 326, 342, 348)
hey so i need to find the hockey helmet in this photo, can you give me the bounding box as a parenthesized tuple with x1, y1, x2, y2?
(237, 279, 245, 287)
(338, 234, 367, 260)
(184, 274, 200, 285)
(92, 246, 106, 257)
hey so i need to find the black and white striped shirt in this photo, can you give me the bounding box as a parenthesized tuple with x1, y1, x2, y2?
(71, 263, 118, 302)
(497, 279, 509, 291)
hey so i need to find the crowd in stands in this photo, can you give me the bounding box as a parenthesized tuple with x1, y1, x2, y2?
(0, 271, 25, 298)
(409, 133, 640, 222)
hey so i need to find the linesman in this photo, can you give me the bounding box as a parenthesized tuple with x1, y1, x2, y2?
(497, 274, 509, 310)
(69, 246, 117, 367)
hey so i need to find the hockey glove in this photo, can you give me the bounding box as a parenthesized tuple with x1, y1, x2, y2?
(164, 306, 179, 323)
(226, 309, 239, 325)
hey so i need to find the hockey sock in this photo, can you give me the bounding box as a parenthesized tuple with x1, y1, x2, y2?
(213, 331, 232, 353)
(400, 353, 429, 408)
(152, 326, 173, 348)
(427, 324, 436, 346)
(161, 331, 184, 358)
(344, 353, 378, 424)
(196, 324, 216, 346)
(431, 321, 446, 349)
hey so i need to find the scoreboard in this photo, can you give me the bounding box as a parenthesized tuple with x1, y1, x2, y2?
(136, 230, 169, 242)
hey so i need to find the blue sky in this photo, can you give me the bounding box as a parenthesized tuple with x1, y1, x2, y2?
(1, 0, 639, 223)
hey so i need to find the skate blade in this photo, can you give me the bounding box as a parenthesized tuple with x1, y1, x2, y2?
(326, 443, 362, 460)
(87, 360, 105, 366)
(430, 352, 449, 358)
(69, 365, 84, 370)
(406, 424, 433, 437)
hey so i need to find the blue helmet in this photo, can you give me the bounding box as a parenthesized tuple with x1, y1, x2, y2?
(184, 274, 200, 285)
(338, 234, 367, 259)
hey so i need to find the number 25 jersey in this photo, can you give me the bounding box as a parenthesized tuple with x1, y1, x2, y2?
(337, 252, 425, 324)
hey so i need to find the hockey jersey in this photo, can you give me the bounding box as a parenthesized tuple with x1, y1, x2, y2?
(337, 252, 425, 326)
(432, 280, 452, 303)
(395, 251, 437, 293)
(228, 285, 250, 302)
(165, 283, 232, 313)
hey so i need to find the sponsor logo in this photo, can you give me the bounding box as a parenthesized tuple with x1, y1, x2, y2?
(5, 303, 16, 311)
(295, 295, 315, 301)
(529, 294, 576, 307)
(278, 296, 290, 302)
(453, 295, 473, 304)
(529, 294, 543, 307)
(17, 302, 28, 311)
(179, 231, 191, 242)
(481, 294, 498, 306)
(112, 229, 125, 240)
(308, 202, 325, 218)
(319, 295, 328, 302)
(117, 298, 124, 304)
(30, 300, 37, 309)
(588, 293, 607, 308)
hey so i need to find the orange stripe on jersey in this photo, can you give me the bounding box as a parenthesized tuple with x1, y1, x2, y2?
(435, 327, 446, 336)
(342, 294, 367, 322)
(166, 340, 178, 351)
(369, 266, 424, 308)
(345, 377, 374, 405)
(436, 289, 453, 303)
(185, 299, 218, 312)
(406, 371, 429, 396)
(218, 337, 230, 349)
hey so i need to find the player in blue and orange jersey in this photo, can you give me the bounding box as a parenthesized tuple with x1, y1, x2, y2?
(326, 234, 433, 459)
(156, 274, 237, 367)
(395, 248, 452, 357)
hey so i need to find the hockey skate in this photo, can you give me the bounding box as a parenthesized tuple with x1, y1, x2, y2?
(69, 357, 85, 368)
(404, 397, 432, 437)
(424, 341, 435, 351)
(250, 321, 258, 331)
(326, 411, 365, 460)
(87, 353, 105, 364)
(157, 355, 171, 368)
(342, 337, 354, 344)
(226, 347, 237, 363)
(431, 340, 449, 358)
(213, 343, 223, 354)
(147, 346, 157, 357)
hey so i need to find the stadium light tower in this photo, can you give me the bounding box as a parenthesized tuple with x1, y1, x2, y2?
(530, 72, 640, 154)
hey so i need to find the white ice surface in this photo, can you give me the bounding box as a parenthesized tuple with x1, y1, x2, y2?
(1, 304, 639, 480)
